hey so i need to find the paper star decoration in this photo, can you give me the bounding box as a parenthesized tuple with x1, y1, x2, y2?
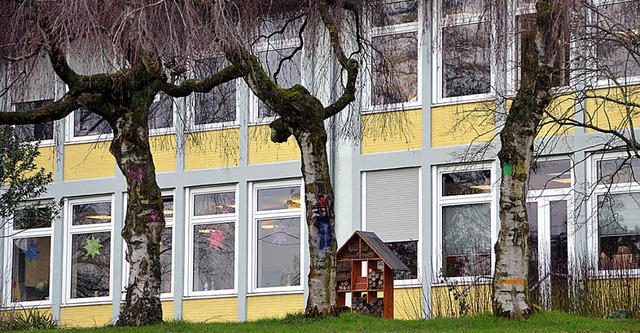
(24, 240, 40, 263)
(84, 236, 103, 258)
(207, 229, 226, 250)
(272, 225, 288, 245)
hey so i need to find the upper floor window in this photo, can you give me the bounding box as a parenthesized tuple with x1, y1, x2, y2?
(437, 0, 491, 101)
(149, 92, 174, 133)
(12, 100, 54, 142)
(71, 108, 112, 140)
(369, 0, 419, 109)
(594, 1, 640, 82)
(192, 58, 237, 128)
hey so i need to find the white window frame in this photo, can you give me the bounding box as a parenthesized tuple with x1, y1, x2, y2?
(433, 1, 493, 105)
(2, 204, 55, 308)
(432, 163, 497, 284)
(249, 179, 305, 294)
(588, 153, 640, 277)
(63, 196, 115, 305)
(364, 0, 422, 113)
(361, 168, 422, 287)
(65, 107, 113, 144)
(186, 186, 238, 297)
(591, 0, 640, 88)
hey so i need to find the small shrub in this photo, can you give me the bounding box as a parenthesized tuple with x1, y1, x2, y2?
(0, 307, 58, 331)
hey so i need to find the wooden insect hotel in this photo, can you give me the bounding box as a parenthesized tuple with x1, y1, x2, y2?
(336, 231, 409, 319)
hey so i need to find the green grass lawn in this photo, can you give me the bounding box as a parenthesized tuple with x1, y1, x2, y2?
(26, 311, 640, 333)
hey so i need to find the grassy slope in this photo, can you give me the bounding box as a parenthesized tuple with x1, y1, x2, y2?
(33, 312, 640, 333)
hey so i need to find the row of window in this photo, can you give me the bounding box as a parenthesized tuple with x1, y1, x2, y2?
(4, 182, 304, 306)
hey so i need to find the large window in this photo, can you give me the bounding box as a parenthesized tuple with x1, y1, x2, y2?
(594, 1, 640, 82)
(159, 196, 174, 295)
(12, 100, 55, 142)
(188, 188, 236, 294)
(66, 198, 113, 301)
(437, 0, 491, 101)
(192, 58, 237, 128)
(364, 168, 420, 281)
(71, 108, 112, 139)
(5, 206, 53, 305)
(149, 92, 174, 133)
(437, 168, 493, 279)
(369, 0, 419, 108)
(253, 182, 303, 290)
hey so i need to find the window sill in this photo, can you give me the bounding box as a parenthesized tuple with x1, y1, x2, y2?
(3, 300, 52, 309)
(183, 292, 238, 300)
(66, 135, 113, 145)
(247, 289, 304, 297)
(62, 298, 113, 307)
(187, 122, 240, 133)
(362, 101, 422, 115)
(432, 94, 494, 108)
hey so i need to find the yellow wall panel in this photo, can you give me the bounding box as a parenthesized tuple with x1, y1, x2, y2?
(248, 125, 300, 165)
(246, 293, 304, 320)
(60, 304, 112, 328)
(431, 284, 492, 318)
(182, 297, 238, 322)
(185, 129, 240, 170)
(64, 142, 115, 181)
(394, 287, 423, 320)
(586, 277, 640, 317)
(585, 86, 640, 132)
(150, 135, 176, 173)
(4, 307, 52, 320)
(162, 300, 175, 321)
(432, 102, 495, 147)
(361, 109, 422, 154)
(25, 146, 56, 181)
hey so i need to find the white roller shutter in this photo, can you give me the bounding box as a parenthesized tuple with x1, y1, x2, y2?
(365, 168, 419, 242)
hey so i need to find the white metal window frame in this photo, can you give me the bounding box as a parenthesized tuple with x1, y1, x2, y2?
(587, 152, 640, 277)
(432, 1, 494, 105)
(362, 0, 422, 113)
(590, 0, 640, 88)
(249, 179, 305, 294)
(361, 167, 422, 287)
(249, 37, 306, 124)
(2, 204, 55, 308)
(121, 191, 176, 299)
(62, 195, 115, 305)
(432, 163, 497, 285)
(185, 185, 239, 297)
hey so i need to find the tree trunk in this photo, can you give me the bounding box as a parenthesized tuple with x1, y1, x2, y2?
(110, 100, 165, 326)
(294, 127, 338, 317)
(493, 1, 556, 318)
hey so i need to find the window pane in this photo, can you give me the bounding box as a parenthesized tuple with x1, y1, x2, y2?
(160, 227, 172, 294)
(192, 223, 235, 291)
(257, 48, 302, 119)
(443, 0, 489, 18)
(443, 22, 491, 98)
(193, 58, 237, 125)
(149, 92, 173, 130)
(70, 232, 111, 298)
(72, 202, 112, 225)
(257, 218, 301, 288)
(598, 157, 640, 185)
(13, 100, 54, 141)
(74, 108, 112, 137)
(442, 170, 491, 196)
(596, 2, 640, 79)
(11, 237, 51, 302)
(13, 207, 52, 229)
(529, 159, 571, 190)
(257, 186, 301, 211)
(598, 193, 640, 270)
(163, 197, 174, 220)
(372, 0, 417, 27)
(443, 203, 491, 277)
(372, 32, 418, 106)
(386, 241, 418, 280)
(193, 192, 235, 216)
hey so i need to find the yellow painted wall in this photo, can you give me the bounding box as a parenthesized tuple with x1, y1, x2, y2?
(59, 304, 112, 328)
(361, 109, 422, 154)
(3, 307, 52, 321)
(432, 102, 496, 147)
(394, 287, 423, 320)
(150, 135, 176, 173)
(586, 277, 640, 317)
(585, 86, 640, 132)
(246, 293, 304, 320)
(185, 129, 240, 170)
(248, 125, 300, 165)
(30, 146, 56, 181)
(64, 142, 115, 181)
(431, 284, 492, 318)
(182, 297, 238, 322)
(162, 300, 175, 321)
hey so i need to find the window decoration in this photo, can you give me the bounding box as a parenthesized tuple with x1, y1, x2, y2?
(189, 189, 236, 293)
(253, 182, 304, 290)
(67, 199, 113, 300)
(369, 0, 418, 107)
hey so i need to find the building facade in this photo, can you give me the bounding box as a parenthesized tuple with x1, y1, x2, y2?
(2, 0, 640, 326)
